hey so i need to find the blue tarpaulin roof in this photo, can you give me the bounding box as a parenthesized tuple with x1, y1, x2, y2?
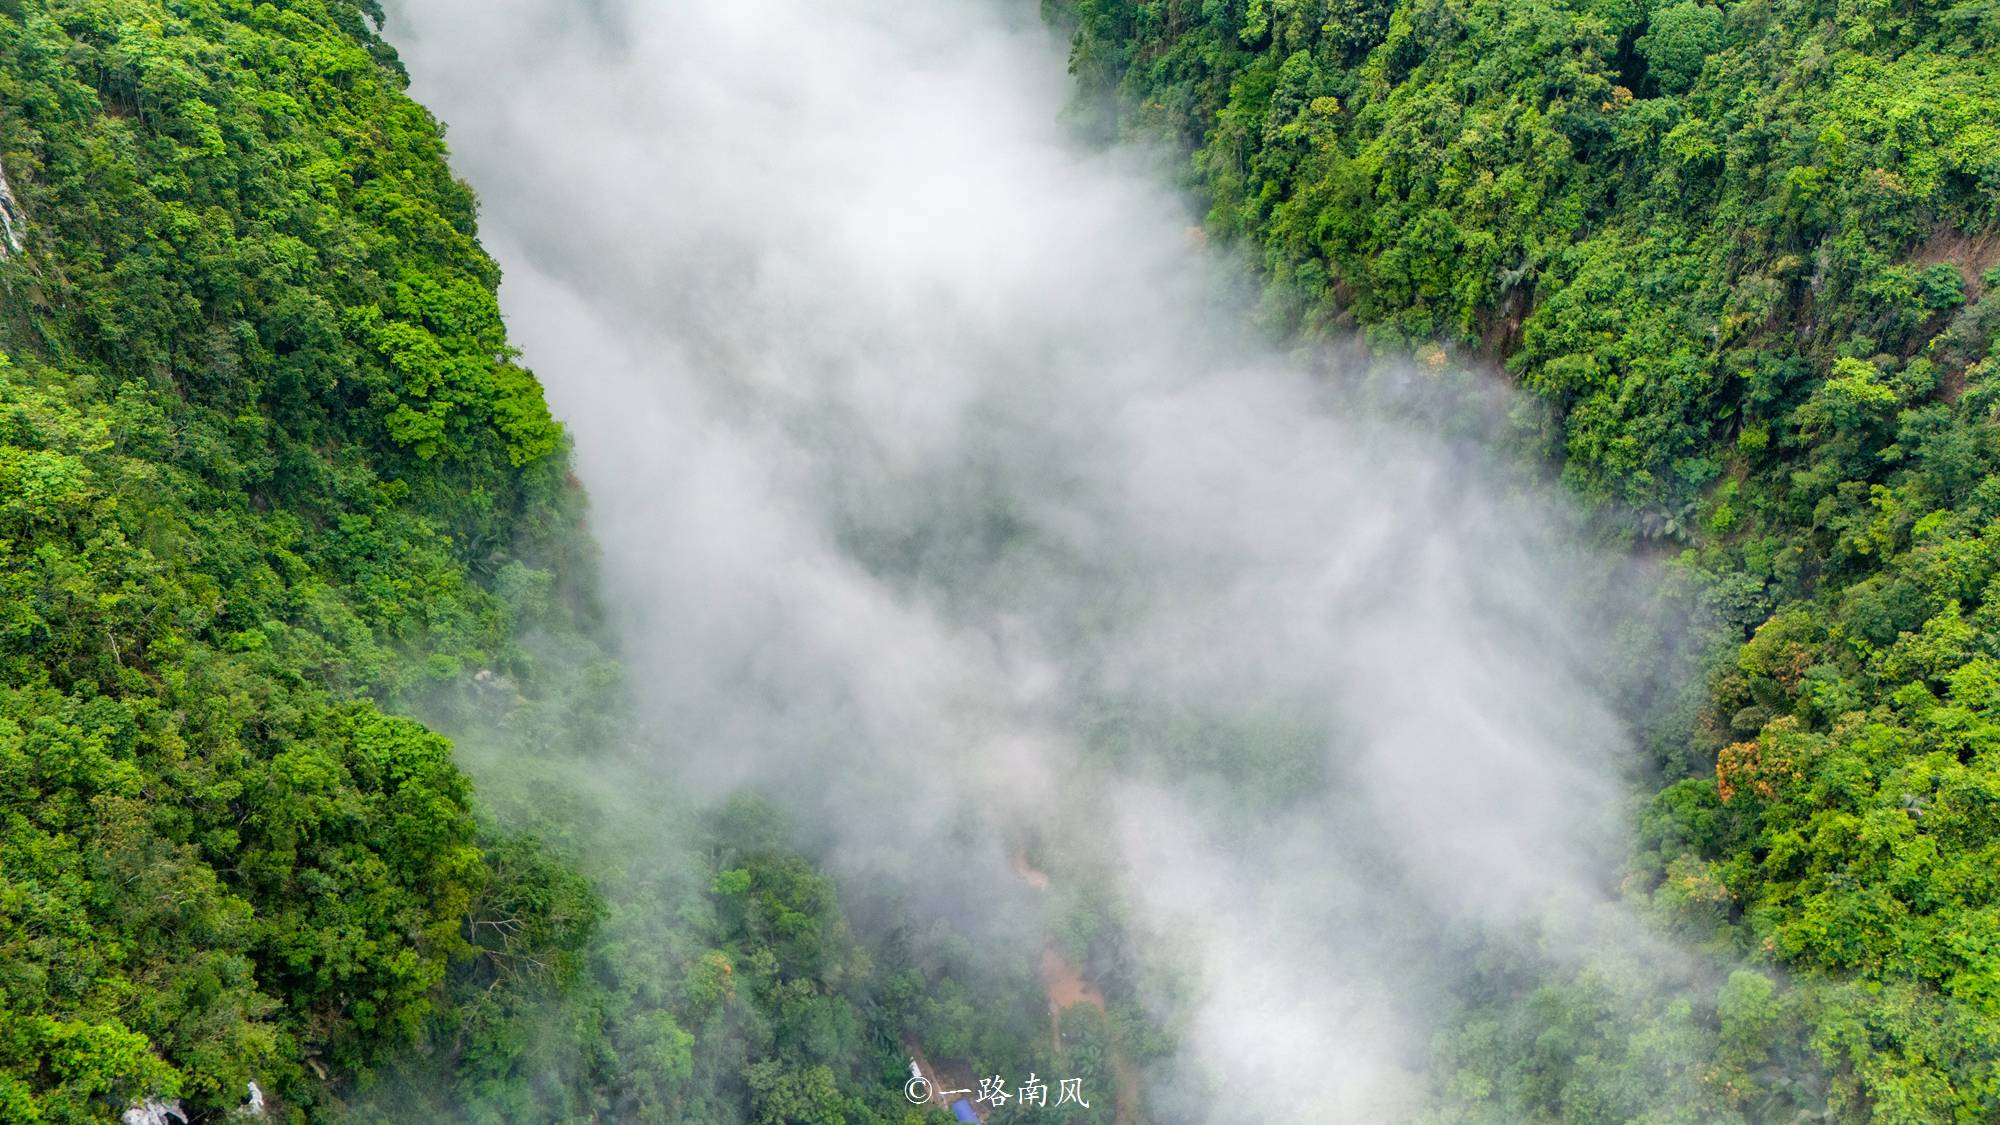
(951, 1098, 978, 1122)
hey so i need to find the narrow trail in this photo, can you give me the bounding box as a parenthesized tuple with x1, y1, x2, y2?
(1011, 845, 1142, 1125)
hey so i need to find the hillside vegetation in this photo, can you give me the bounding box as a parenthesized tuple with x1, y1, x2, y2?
(0, 3, 995, 1122)
(1054, 0, 2000, 1120)
(0, 0, 629, 1116)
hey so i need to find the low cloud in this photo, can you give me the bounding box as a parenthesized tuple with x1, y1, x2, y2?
(388, 0, 1678, 1117)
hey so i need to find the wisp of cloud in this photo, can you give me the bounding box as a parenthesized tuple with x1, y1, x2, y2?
(386, 0, 1676, 1118)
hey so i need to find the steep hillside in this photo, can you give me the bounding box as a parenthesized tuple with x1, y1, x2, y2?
(0, 4, 1092, 1123)
(1054, 0, 2000, 1119)
(0, 0, 601, 1117)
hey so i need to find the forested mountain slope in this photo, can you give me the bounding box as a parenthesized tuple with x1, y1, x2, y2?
(1052, 0, 2000, 1120)
(0, 3, 1095, 1122)
(0, 0, 590, 1117)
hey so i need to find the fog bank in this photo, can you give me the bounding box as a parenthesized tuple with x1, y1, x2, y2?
(388, 1, 1667, 1117)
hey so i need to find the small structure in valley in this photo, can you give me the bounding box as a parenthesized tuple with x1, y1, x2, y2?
(122, 1099, 186, 1125)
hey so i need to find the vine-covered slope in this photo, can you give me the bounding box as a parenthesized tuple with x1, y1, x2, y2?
(1054, 0, 2000, 1120)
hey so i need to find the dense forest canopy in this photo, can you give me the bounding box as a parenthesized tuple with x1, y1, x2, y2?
(0, 0, 574, 1114)
(1052, 0, 2000, 1119)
